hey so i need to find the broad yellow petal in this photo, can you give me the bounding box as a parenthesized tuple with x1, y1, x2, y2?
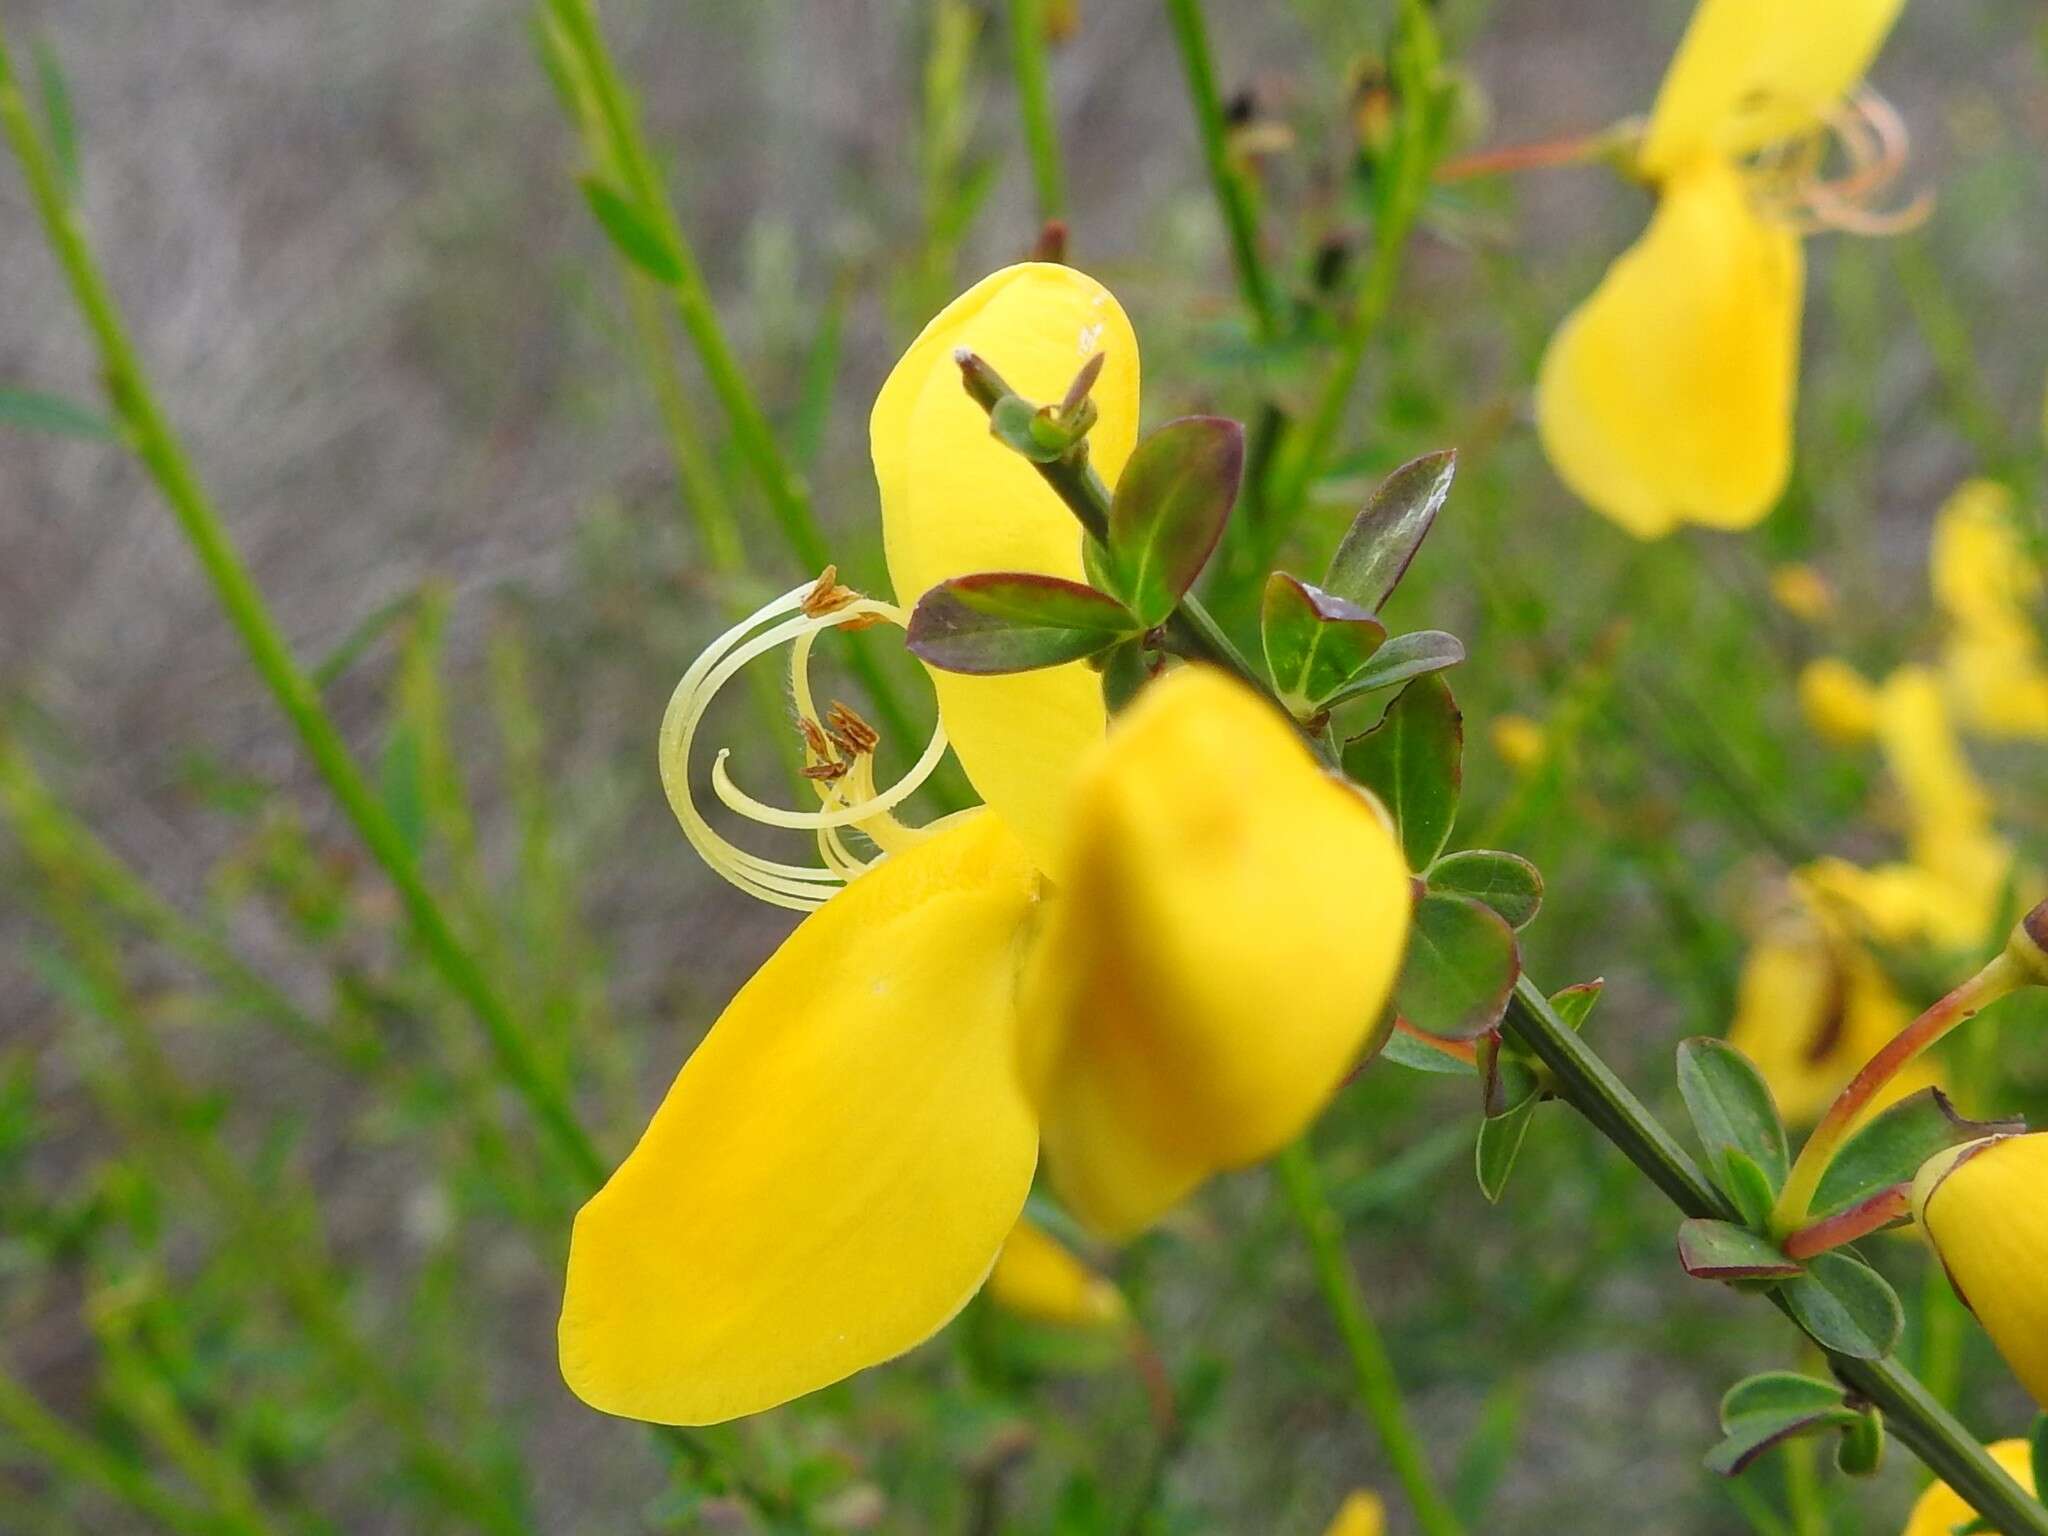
(1537, 158, 1803, 537)
(560, 813, 1041, 1425)
(1641, 0, 1906, 175)
(1902, 1440, 2036, 1536)
(1932, 479, 2039, 626)
(1917, 1135, 2048, 1409)
(1798, 657, 1879, 745)
(1019, 667, 1412, 1238)
(873, 262, 1140, 877)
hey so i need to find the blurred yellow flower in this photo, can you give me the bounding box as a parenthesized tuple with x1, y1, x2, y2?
(1915, 1135, 2048, 1408)
(1931, 479, 2048, 739)
(1537, 0, 1905, 536)
(558, 265, 1413, 1425)
(1322, 1490, 1386, 1536)
(1727, 881, 1937, 1125)
(1770, 562, 1836, 623)
(1900, 1439, 2036, 1536)
(986, 1217, 1128, 1330)
(1797, 657, 1878, 744)
(1490, 713, 1547, 774)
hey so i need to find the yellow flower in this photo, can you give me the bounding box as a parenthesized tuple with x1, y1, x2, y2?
(985, 1217, 1127, 1330)
(1932, 479, 2048, 740)
(1490, 713, 1547, 774)
(1798, 657, 1879, 745)
(1727, 880, 1937, 1125)
(1915, 1135, 2048, 1408)
(1322, 1490, 1386, 1536)
(1537, 0, 1904, 536)
(558, 265, 1412, 1425)
(1771, 562, 1836, 623)
(1901, 1439, 2036, 1536)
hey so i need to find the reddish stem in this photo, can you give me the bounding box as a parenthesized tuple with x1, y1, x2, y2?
(1782, 1183, 1912, 1261)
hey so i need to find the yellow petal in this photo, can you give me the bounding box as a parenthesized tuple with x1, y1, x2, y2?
(1537, 158, 1803, 537)
(1917, 1134, 2048, 1409)
(1797, 657, 1880, 745)
(560, 812, 1041, 1425)
(1640, 0, 1906, 176)
(872, 262, 1141, 878)
(1932, 479, 2038, 625)
(985, 1216, 1128, 1330)
(1902, 1440, 2036, 1536)
(1769, 562, 1836, 624)
(1322, 1491, 1387, 1536)
(1019, 667, 1412, 1238)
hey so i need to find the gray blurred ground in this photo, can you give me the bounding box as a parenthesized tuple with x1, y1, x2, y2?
(2, 1, 2044, 1531)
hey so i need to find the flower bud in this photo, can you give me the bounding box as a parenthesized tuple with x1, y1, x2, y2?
(985, 1218, 1127, 1331)
(1914, 1133, 2048, 1407)
(2008, 899, 2048, 988)
(1901, 1439, 2036, 1536)
(1322, 1490, 1385, 1536)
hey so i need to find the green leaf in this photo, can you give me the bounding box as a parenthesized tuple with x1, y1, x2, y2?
(2030, 1413, 2048, 1513)
(1550, 980, 1603, 1032)
(1720, 1371, 1845, 1428)
(1320, 629, 1466, 710)
(580, 178, 682, 284)
(1676, 1038, 1790, 1192)
(1704, 1409, 1852, 1477)
(1394, 891, 1519, 1041)
(1676, 1219, 1802, 1281)
(1811, 1088, 2020, 1219)
(1097, 638, 1150, 714)
(33, 36, 80, 195)
(1324, 449, 1457, 612)
(0, 387, 113, 439)
(1476, 1096, 1539, 1204)
(1720, 1148, 1778, 1231)
(1477, 1031, 1540, 1118)
(1450, 1381, 1524, 1526)
(1260, 573, 1386, 714)
(1377, 1025, 1475, 1076)
(906, 573, 1136, 674)
(1429, 849, 1543, 930)
(1343, 674, 1463, 868)
(1104, 416, 1242, 626)
(1776, 1251, 1904, 1360)
(1836, 1408, 1885, 1477)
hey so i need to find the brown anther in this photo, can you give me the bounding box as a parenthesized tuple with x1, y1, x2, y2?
(801, 565, 863, 618)
(824, 701, 880, 756)
(797, 717, 835, 760)
(838, 612, 889, 632)
(801, 760, 850, 782)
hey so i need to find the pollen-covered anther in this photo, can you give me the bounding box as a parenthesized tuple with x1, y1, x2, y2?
(801, 760, 851, 782)
(801, 564, 863, 618)
(797, 717, 836, 762)
(824, 701, 881, 757)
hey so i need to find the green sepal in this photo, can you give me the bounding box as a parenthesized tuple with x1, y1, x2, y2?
(906, 572, 1137, 674)
(579, 178, 681, 283)
(1676, 1219, 1802, 1281)
(1810, 1088, 2021, 1219)
(1260, 573, 1387, 715)
(1676, 1037, 1790, 1193)
(1428, 849, 1543, 930)
(1775, 1250, 1905, 1360)
(1103, 416, 1242, 627)
(989, 394, 1065, 462)
(1394, 891, 1519, 1041)
(1324, 450, 1457, 612)
(1343, 674, 1462, 868)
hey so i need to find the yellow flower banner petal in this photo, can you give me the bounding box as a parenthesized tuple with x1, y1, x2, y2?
(1640, 0, 1907, 176)
(1536, 157, 1803, 537)
(559, 812, 1041, 1425)
(872, 262, 1141, 878)
(1019, 667, 1412, 1238)
(1902, 1440, 2037, 1536)
(1918, 1135, 2048, 1408)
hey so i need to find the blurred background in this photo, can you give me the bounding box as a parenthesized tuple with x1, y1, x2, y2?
(2, 1, 2045, 1531)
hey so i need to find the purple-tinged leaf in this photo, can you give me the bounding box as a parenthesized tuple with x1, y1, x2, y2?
(1676, 1218, 1801, 1281)
(1261, 572, 1387, 714)
(1105, 416, 1242, 627)
(907, 572, 1137, 675)
(1325, 450, 1457, 612)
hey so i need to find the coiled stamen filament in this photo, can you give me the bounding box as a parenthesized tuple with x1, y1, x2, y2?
(658, 580, 949, 911)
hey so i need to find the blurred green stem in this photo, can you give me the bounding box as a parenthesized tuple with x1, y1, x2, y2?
(1007, 0, 1065, 224)
(0, 21, 605, 1189)
(1275, 1142, 1467, 1536)
(0, 1363, 219, 1536)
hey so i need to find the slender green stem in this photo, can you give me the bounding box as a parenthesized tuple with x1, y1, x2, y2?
(1007, 0, 1065, 224)
(540, 0, 919, 750)
(1162, 0, 1282, 342)
(1274, 1142, 1466, 1536)
(1773, 951, 2025, 1235)
(0, 25, 605, 1190)
(0, 1362, 218, 1536)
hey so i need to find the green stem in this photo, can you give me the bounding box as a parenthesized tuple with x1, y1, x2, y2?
(1161, 0, 1282, 343)
(1773, 951, 2025, 1236)
(1274, 1143, 1466, 1536)
(0, 1362, 218, 1536)
(0, 24, 605, 1190)
(1007, 0, 1065, 224)
(540, 0, 919, 750)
